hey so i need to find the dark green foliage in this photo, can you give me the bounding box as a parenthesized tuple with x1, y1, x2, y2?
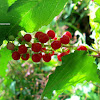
(42, 51, 100, 99)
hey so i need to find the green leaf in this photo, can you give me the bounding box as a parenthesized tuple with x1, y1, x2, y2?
(94, 0, 100, 5)
(0, 0, 67, 45)
(42, 51, 100, 99)
(72, 0, 79, 3)
(0, 47, 12, 77)
(94, 8, 100, 23)
(0, 0, 23, 45)
(8, 0, 67, 32)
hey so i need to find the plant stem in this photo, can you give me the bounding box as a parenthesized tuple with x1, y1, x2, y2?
(97, 58, 100, 99)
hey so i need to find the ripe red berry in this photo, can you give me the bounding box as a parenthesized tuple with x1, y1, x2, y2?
(65, 49, 70, 54)
(51, 40, 61, 50)
(57, 54, 62, 61)
(18, 45, 27, 54)
(47, 30, 55, 39)
(18, 37, 24, 43)
(24, 34, 32, 42)
(12, 51, 20, 60)
(7, 42, 15, 50)
(53, 37, 57, 40)
(35, 32, 43, 39)
(38, 33, 49, 43)
(43, 53, 51, 62)
(77, 45, 87, 51)
(57, 51, 69, 61)
(32, 54, 41, 62)
(60, 35, 70, 44)
(64, 31, 72, 39)
(32, 43, 42, 52)
(60, 52, 67, 57)
(21, 53, 30, 60)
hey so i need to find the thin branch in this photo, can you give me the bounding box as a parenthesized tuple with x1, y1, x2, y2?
(92, 83, 100, 88)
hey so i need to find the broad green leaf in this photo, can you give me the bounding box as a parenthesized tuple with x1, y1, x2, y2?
(0, 0, 67, 45)
(8, 0, 67, 33)
(0, 0, 23, 45)
(0, 47, 12, 77)
(94, 0, 100, 5)
(72, 0, 79, 3)
(42, 51, 100, 99)
(94, 8, 100, 23)
(8, 0, 17, 6)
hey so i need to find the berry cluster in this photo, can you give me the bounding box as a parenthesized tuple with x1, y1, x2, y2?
(7, 30, 87, 62)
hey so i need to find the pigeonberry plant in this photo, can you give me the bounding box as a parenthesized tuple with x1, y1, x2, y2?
(0, 0, 100, 100)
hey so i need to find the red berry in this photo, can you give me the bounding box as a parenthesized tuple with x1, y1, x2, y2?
(54, 37, 57, 40)
(60, 35, 70, 44)
(18, 45, 27, 54)
(18, 37, 24, 42)
(38, 33, 49, 43)
(35, 32, 43, 39)
(43, 53, 51, 62)
(65, 49, 70, 54)
(77, 45, 87, 51)
(32, 54, 41, 62)
(32, 43, 42, 52)
(21, 53, 30, 60)
(7, 42, 15, 50)
(51, 40, 61, 50)
(64, 31, 72, 39)
(57, 51, 69, 61)
(47, 30, 55, 39)
(24, 34, 32, 42)
(57, 54, 62, 61)
(60, 52, 67, 57)
(12, 51, 20, 60)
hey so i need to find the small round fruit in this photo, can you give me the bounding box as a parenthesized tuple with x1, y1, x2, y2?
(43, 53, 51, 62)
(21, 53, 30, 60)
(18, 37, 24, 43)
(57, 52, 69, 61)
(12, 51, 20, 60)
(51, 40, 61, 50)
(64, 31, 72, 39)
(57, 54, 62, 61)
(8, 35, 15, 41)
(60, 35, 70, 44)
(77, 45, 87, 51)
(35, 32, 43, 39)
(65, 49, 70, 54)
(53, 37, 57, 40)
(47, 30, 55, 39)
(38, 33, 49, 43)
(60, 52, 67, 57)
(7, 42, 15, 50)
(18, 45, 27, 54)
(24, 34, 32, 42)
(32, 43, 42, 52)
(32, 54, 41, 62)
